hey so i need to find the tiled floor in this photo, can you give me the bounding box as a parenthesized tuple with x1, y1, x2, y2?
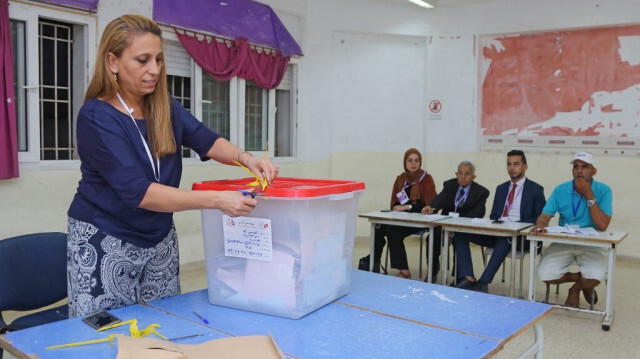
(4, 235, 639, 358)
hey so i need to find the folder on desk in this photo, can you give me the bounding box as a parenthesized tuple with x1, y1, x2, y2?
(545, 225, 598, 235)
(116, 334, 284, 359)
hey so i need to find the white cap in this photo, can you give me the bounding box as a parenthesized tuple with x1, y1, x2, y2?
(570, 152, 596, 167)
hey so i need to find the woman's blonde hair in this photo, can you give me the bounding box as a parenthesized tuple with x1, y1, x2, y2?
(85, 14, 175, 157)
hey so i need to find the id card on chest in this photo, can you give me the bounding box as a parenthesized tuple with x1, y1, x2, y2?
(396, 190, 409, 205)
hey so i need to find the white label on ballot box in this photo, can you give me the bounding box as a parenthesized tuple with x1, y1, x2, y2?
(222, 215, 273, 261)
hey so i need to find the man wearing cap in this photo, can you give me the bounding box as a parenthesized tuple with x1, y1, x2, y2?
(533, 152, 612, 307)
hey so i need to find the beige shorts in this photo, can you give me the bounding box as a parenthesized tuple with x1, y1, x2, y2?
(537, 243, 607, 282)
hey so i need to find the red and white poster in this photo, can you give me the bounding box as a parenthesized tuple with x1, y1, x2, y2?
(480, 24, 640, 141)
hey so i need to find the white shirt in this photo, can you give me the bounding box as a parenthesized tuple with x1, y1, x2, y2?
(504, 177, 526, 221)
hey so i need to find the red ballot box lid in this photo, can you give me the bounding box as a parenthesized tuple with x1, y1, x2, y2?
(193, 177, 366, 198)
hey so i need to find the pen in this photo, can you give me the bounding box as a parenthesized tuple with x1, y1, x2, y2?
(237, 189, 256, 198)
(193, 311, 210, 324)
(168, 333, 204, 341)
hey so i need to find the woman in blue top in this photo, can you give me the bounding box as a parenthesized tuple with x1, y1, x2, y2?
(67, 15, 278, 317)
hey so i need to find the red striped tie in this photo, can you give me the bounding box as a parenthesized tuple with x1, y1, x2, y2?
(502, 184, 517, 217)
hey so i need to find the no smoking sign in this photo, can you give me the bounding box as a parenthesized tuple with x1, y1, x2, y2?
(429, 100, 442, 113)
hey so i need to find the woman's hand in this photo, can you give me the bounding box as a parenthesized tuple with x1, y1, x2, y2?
(140, 183, 258, 215)
(215, 190, 258, 217)
(392, 204, 411, 212)
(245, 156, 279, 184)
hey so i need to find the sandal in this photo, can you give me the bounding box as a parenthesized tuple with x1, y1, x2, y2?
(582, 288, 598, 305)
(396, 271, 411, 279)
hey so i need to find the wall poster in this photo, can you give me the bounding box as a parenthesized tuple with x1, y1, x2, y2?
(480, 24, 640, 153)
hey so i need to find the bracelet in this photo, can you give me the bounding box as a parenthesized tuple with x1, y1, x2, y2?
(237, 151, 252, 164)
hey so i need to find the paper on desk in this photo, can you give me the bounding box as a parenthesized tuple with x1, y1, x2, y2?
(116, 334, 284, 359)
(545, 225, 598, 235)
(423, 214, 449, 220)
(471, 218, 491, 223)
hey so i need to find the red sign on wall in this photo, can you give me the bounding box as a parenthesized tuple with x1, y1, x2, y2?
(429, 100, 442, 113)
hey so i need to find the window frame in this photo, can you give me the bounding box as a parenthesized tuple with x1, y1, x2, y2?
(192, 61, 298, 159)
(10, 3, 96, 166)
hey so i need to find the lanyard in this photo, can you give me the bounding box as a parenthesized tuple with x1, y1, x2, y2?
(571, 183, 582, 218)
(117, 93, 160, 182)
(403, 171, 427, 190)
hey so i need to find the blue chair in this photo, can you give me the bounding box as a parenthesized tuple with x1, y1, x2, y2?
(0, 232, 69, 341)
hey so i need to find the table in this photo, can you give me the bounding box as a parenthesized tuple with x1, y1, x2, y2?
(149, 270, 551, 358)
(0, 270, 552, 358)
(524, 230, 627, 330)
(359, 210, 450, 282)
(0, 303, 228, 359)
(438, 217, 534, 297)
(340, 270, 552, 349)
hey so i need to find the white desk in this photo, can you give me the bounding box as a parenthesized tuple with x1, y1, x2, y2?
(438, 217, 534, 297)
(358, 211, 449, 282)
(524, 230, 627, 330)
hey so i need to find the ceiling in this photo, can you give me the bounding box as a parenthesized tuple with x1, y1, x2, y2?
(372, 0, 501, 8)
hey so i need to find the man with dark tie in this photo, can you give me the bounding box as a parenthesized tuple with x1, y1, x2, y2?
(422, 160, 489, 282)
(452, 150, 546, 293)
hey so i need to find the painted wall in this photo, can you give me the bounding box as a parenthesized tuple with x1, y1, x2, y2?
(3, 0, 638, 266)
(285, 0, 639, 257)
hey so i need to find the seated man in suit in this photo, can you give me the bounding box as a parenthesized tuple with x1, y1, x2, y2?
(422, 160, 489, 283)
(533, 152, 612, 307)
(453, 150, 546, 293)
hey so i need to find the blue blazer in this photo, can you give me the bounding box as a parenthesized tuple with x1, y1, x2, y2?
(490, 178, 546, 251)
(489, 178, 546, 223)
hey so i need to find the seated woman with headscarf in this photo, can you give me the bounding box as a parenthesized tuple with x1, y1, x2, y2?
(373, 148, 436, 279)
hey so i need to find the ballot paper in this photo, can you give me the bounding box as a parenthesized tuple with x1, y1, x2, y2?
(545, 225, 599, 235)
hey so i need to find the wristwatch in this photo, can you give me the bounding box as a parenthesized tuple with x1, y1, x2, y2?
(408, 205, 413, 210)
(586, 199, 597, 207)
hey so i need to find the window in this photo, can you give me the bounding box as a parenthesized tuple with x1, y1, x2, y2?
(244, 81, 268, 151)
(40, 19, 73, 160)
(201, 75, 230, 139)
(10, 3, 95, 164)
(167, 74, 193, 158)
(274, 65, 296, 157)
(165, 40, 196, 158)
(197, 63, 298, 158)
(11, 20, 27, 152)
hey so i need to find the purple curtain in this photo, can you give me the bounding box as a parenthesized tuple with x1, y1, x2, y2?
(0, 0, 18, 179)
(154, 0, 302, 57)
(37, 0, 99, 11)
(177, 32, 290, 90)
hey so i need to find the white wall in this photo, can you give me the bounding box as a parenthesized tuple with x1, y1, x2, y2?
(4, 0, 638, 263)
(285, 0, 639, 257)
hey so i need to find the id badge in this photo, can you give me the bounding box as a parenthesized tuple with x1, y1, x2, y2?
(396, 191, 409, 205)
(450, 212, 460, 218)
